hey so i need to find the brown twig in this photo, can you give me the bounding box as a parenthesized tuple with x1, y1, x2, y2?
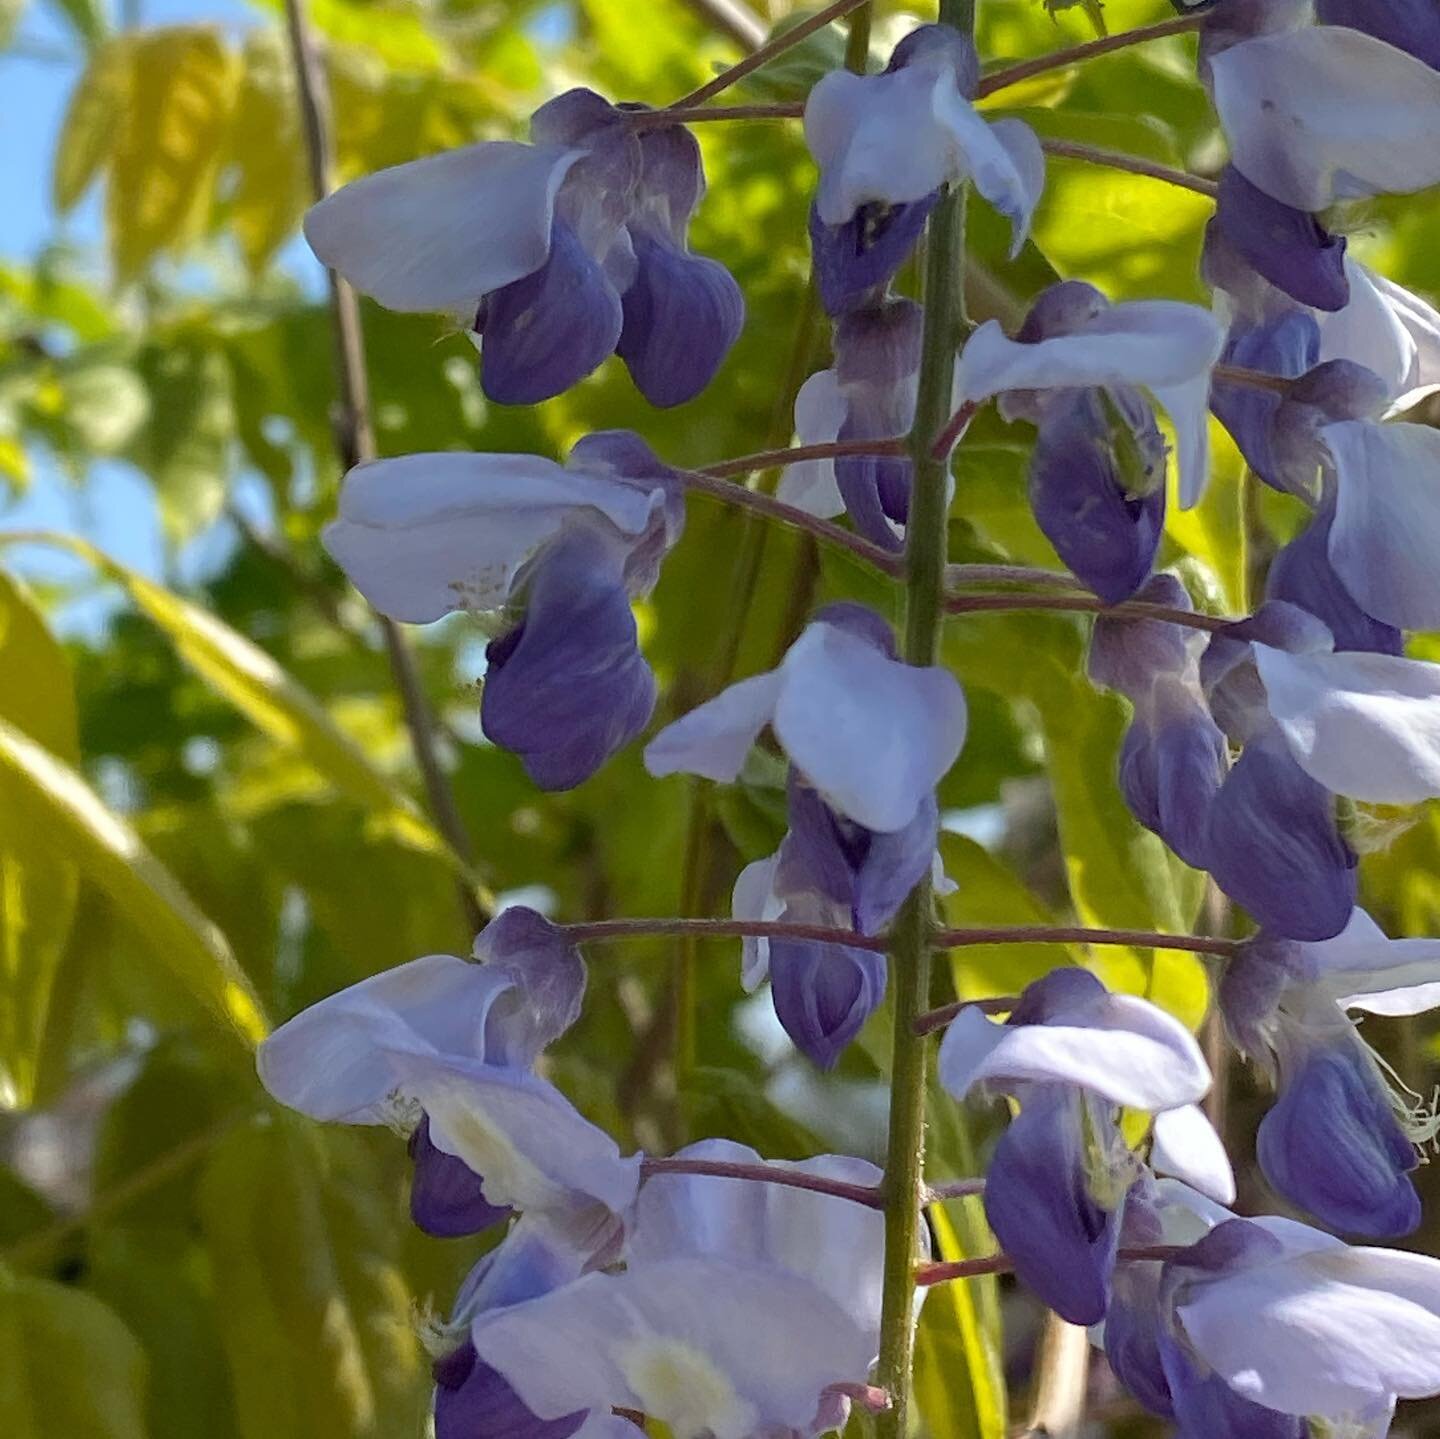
(1039, 137, 1218, 198)
(281, 0, 486, 936)
(916, 1243, 1184, 1287)
(943, 591, 1232, 632)
(641, 1154, 885, 1207)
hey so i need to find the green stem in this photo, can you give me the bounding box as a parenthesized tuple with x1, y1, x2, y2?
(843, 0, 872, 72)
(874, 0, 972, 1423)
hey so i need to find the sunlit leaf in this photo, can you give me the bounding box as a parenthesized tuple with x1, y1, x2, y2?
(45, 0, 106, 47)
(52, 35, 134, 212)
(107, 27, 238, 280)
(0, 713, 266, 1045)
(0, 1265, 148, 1438)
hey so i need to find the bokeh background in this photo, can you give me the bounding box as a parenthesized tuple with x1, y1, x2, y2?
(3, 0, 1440, 1433)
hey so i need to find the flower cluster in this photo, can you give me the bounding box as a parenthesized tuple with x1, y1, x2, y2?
(266, 8, 1440, 1439)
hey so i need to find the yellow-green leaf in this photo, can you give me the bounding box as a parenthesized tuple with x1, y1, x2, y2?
(108, 27, 237, 280)
(0, 572, 80, 1105)
(0, 1264, 148, 1439)
(228, 28, 310, 275)
(52, 35, 134, 212)
(0, 714, 266, 1046)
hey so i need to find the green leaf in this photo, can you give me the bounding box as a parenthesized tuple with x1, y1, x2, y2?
(0, 0, 27, 50)
(0, 713, 267, 1045)
(197, 1118, 429, 1439)
(45, 0, 105, 47)
(52, 35, 133, 212)
(0, 571, 80, 1105)
(913, 1206, 1008, 1439)
(0, 1265, 148, 1439)
(108, 27, 237, 280)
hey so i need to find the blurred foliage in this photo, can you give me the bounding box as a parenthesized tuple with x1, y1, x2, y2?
(3, 0, 1440, 1434)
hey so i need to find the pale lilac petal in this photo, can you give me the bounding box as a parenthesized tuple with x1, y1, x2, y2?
(1254, 644, 1440, 803)
(1150, 1104, 1236, 1205)
(630, 1138, 885, 1341)
(1178, 1244, 1440, 1413)
(403, 1054, 641, 1223)
(774, 622, 966, 833)
(937, 989, 1211, 1111)
(304, 141, 579, 313)
(1316, 260, 1440, 411)
(322, 454, 662, 623)
(1325, 420, 1440, 629)
(472, 1259, 874, 1438)
(1302, 909, 1440, 1015)
(956, 305, 1224, 417)
(1152, 373, 1215, 509)
(1210, 26, 1440, 211)
(777, 370, 847, 518)
(805, 65, 960, 224)
(928, 98, 1044, 255)
(643, 671, 785, 784)
(257, 954, 512, 1123)
(732, 853, 782, 991)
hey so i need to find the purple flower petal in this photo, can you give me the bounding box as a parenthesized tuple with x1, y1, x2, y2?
(1157, 1327, 1305, 1439)
(1315, 0, 1440, 69)
(1258, 1036, 1420, 1238)
(410, 1115, 511, 1238)
(482, 526, 655, 790)
(434, 1340, 587, 1439)
(616, 229, 744, 408)
(768, 938, 887, 1069)
(480, 218, 624, 405)
(1204, 729, 1356, 942)
(808, 196, 937, 316)
(1214, 165, 1349, 312)
(472, 906, 587, 1066)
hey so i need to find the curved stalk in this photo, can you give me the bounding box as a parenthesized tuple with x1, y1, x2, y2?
(943, 591, 1232, 632)
(1040, 137, 1218, 197)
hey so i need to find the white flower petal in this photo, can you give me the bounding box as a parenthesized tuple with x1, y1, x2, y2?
(936, 109, 1044, 257)
(773, 622, 966, 833)
(643, 671, 785, 785)
(1178, 1243, 1440, 1414)
(304, 141, 580, 313)
(1210, 26, 1440, 211)
(1254, 644, 1440, 804)
(805, 65, 960, 224)
(256, 954, 511, 1122)
(322, 453, 660, 623)
(472, 1259, 873, 1438)
(732, 853, 783, 991)
(1316, 260, 1440, 413)
(1151, 372, 1215, 509)
(1150, 1104, 1236, 1205)
(777, 370, 847, 518)
(1304, 912, 1440, 1015)
(1326, 420, 1440, 629)
(937, 990, 1211, 1111)
(955, 304, 1224, 407)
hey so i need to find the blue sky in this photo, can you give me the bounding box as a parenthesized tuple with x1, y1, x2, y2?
(2, 0, 293, 633)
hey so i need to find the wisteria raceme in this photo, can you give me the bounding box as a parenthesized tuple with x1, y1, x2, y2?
(254, 6, 1440, 1439)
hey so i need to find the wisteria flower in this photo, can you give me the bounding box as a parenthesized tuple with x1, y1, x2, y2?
(804, 22, 1044, 316)
(645, 603, 966, 834)
(954, 290, 1224, 507)
(324, 431, 684, 789)
(939, 968, 1219, 1324)
(1210, 25, 1440, 212)
(305, 89, 742, 406)
(1222, 910, 1440, 1235)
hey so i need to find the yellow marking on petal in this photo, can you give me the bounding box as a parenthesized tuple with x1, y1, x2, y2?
(617, 1338, 758, 1439)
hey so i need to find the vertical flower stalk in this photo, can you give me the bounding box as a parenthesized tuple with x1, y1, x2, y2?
(874, 0, 975, 1431)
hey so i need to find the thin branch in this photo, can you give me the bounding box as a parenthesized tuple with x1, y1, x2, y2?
(946, 563, 1081, 590)
(669, 0, 873, 108)
(281, 0, 487, 937)
(565, 917, 892, 951)
(680, 468, 904, 576)
(641, 1155, 885, 1207)
(917, 1243, 1183, 1287)
(943, 591, 1232, 633)
(931, 400, 981, 461)
(630, 100, 804, 126)
(698, 437, 908, 479)
(924, 1177, 987, 1202)
(936, 925, 1239, 957)
(975, 13, 1205, 99)
(1039, 137, 1218, 198)
(1213, 362, 1295, 396)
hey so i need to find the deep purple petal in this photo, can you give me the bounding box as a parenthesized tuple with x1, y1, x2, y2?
(1315, 0, 1440, 68)
(1157, 1328, 1304, 1439)
(983, 1087, 1123, 1326)
(1028, 389, 1165, 605)
(409, 1116, 511, 1238)
(809, 197, 937, 316)
(780, 775, 868, 910)
(1214, 165, 1349, 312)
(1016, 280, 1109, 343)
(768, 939, 887, 1069)
(1088, 573, 1197, 698)
(1266, 504, 1403, 656)
(616, 228, 744, 408)
(1258, 1037, 1420, 1239)
(433, 1340, 586, 1439)
(888, 22, 980, 95)
(481, 527, 655, 790)
(481, 218, 623, 405)
(1118, 699, 1227, 870)
(1104, 1261, 1175, 1419)
(1204, 729, 1356, 942)
(852, 793, 939, 934)
(1217, 933, 1299, 1061)
(472, 906, 587, 1065)
(810, 601, 899, 657)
